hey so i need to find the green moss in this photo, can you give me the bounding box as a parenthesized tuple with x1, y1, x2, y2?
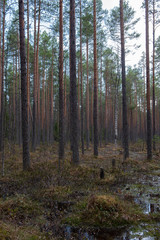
(0, 194, 42, 222)
(63, 194, 144, 229)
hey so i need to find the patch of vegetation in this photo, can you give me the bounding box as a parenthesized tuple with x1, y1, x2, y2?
(0, 194, 42, 223)
(0, 221, 54, 240)
(64, 194, 144, 229)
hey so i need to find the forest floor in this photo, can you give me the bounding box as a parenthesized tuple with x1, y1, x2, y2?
(0, 142, 160, 239)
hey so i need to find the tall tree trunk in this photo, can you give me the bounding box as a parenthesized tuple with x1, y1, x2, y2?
(32, 0, 37, 151)
(64, 61, 67, 144)
(41, 67, 45, 143)
(99, 50, 103, 147)
(86, 38, 89, 149)
(59, 0, 64, 161)
(145, 0, 152, 159)
(15, 52, 19, 143)
(143, 59, 146, 139)
(0, 1, 2, 116)
(78, 60, 80, 138)
(70, 0, 79, 164)
(27, 0, 30, 125)
(50, 46, 54, 143)
(105, 63, 108, 145)
(0, 0, 5, 175)
(152, 0, 156, 151)
(13, 55, 15, 142)
(36, 0, 41, 145)
(120, 0, 129, 159)
(19, 0, 31, 170)
(93, 0, 98, 156)
(18, 34, 22, 145)
(46, 82, 50, 143)
(90, 77, 93, 144)
(80, 0, 84, 154)
(134, 78, 138, 141)
(115, 80, 119, 146)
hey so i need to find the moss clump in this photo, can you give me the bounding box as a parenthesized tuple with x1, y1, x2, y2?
(0, 194, 42, 222)
(0, 221, 54, 240)
(42, 185, 72, 202)
(65, 194, 144, 229)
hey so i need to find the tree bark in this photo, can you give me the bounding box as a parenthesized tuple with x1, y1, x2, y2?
(0, 0, 5, 175)
(86, 38, 89, 149)
(145, 0, 152, 159)
(19, 0, 31, 170)
(27, 0, 30, 125)
(59, 0, 64, 161)
(32, 0, 37, 151)
(105, 62, 108, 145)
(152, 0, 156, 151)
(120, 0, 129, 159)
(93, 0, 98, 156)
(70, 0, 79, 164)
(36, 0, 41, 145)
(50, 46, 54, 143)
(80, 0, 84, 154)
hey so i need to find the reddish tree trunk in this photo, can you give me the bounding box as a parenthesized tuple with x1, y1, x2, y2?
(120, 0, 129, 159)
(93, 0, 98, 156)
(19, 0, 31, 170)
(80, 0, 84, 154)
(145, 0, 152, 159)
(59, 0, 64, 161)
(86, 38, 89, 149)
(70, 0, 79, 164)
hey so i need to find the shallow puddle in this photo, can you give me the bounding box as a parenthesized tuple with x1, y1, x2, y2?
(64, 225, 157, 239)
(62, 173, 160, 239)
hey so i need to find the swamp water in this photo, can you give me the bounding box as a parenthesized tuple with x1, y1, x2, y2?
(63, 172, 160, 239)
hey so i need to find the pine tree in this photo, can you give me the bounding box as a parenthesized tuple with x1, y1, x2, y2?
(145, 0, 152, 160)
(59, 0, 65, 161)
(120, 0, 129, 159)
(70, 0, 79, 164)
(19, 0, 31, 170)
(93, 0, 98, 156)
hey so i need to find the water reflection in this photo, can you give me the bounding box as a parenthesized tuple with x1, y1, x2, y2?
(64, 226, 156, 240)
(63, 173, 160, 240)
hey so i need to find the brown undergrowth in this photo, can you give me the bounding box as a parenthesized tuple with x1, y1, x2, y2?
(0, 143, 159, 239)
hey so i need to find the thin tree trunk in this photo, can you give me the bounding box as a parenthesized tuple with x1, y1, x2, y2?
(90, 77, 93, 144)
(18, 33, 22, 145)
(27, 0, 30, 124)
(36, 0, 41, 145)
(134, 78, 138, 141)
(93, 0, 98, 156)
(0, 0, 5, 176)
(46, 82, 49, 143)
(70, 0, 79, 164)
(0, 1, 2, 113)
(99, 50, 103, 147)
(64, 61, 67, 145)
(19, 0, 31, 170)
(105, 63, 108, 145)
(152, 0, 156, 151)
(80, 0, 84, 154)
(78, 61, 80, 134)
(32, 0, 37, 151)
(50, 46, 54, 143)
(86, 38, 89, 149)
(15, 52, 19, 143)
(59, 0, 64, 162)
(120, 0, 129, 159)
(145, 0, 152, 159)
(41, 67, 45, 143)
(115, 82, 118, 146)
